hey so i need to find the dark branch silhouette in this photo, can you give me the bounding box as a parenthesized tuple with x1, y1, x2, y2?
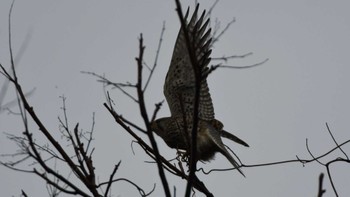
(1, 1, 349, 197)
(135, 34, 171, 197)
(0, 1, 152, 196)
(317, 173, 326, 197)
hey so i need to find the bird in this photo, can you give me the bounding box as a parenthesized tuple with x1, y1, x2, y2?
(151, 4, 249, 176)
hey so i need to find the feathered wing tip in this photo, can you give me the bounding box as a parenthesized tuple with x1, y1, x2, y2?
(221, 130, 249, 147)
(220, 148, 246, 177)
(184, 6, 190, 21)
(183, 4, 199, 32)
(165, 3, 215, 120)
(189, 4, 200, 24)
(173, 3, 212, 75)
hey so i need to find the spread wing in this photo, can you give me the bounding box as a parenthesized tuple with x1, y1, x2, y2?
(164, 4, 214, 121)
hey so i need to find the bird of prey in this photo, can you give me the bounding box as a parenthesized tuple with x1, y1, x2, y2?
(151, 4, 249, 176)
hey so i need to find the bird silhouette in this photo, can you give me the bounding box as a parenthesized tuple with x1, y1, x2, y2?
(151, 4, 248, 176)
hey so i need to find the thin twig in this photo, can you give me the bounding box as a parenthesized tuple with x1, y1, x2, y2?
(325, 162, 338, 197)
(151, 100, 164, 122)
(8, 0, 17, 83)
(143, 22, 166, 91)
(208, 58, 268, 74)
(326, 123, 348, 160)
(205, 0, 219, 19)
(211, 52, 253, 61)
(85, 112, 96, 155)
(100, 177, 155, 197)
(81, 71, 138, 103)
(104, 161, 121, 197)
(119, 114, 147, 134)
(211, 17, 236, 46)
(0, 29, 32, 112)
(306, 138, 324, 165)
(34, 169, 78, 195)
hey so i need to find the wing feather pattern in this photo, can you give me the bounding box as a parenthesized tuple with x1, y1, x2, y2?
(164, 5, 214, 122)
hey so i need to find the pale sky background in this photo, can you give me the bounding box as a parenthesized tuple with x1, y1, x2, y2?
(1, 0, 350, 196)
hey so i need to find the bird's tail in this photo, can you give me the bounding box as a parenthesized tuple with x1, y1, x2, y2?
(221, 148, 245, 177)
(221, 130, 249, 147)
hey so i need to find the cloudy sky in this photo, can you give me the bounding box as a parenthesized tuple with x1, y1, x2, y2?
(1, 0, 349, 196)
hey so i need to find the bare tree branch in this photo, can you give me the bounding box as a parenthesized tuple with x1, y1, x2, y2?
(136, 34, 171, 196)
(81, 71, 138, 103)
(103, 161, 121, 197)
(1, 2, 151, 196)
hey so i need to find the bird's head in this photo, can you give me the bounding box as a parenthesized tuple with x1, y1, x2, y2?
(151, 117, 171, 135)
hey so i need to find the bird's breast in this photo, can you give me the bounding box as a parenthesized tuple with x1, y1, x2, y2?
(196, 127, 217, 161)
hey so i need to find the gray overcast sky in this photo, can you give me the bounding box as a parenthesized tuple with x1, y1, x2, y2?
(1, 0, 349, 196)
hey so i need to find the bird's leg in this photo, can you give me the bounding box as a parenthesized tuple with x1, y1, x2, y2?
(176, 149, 189, 162)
